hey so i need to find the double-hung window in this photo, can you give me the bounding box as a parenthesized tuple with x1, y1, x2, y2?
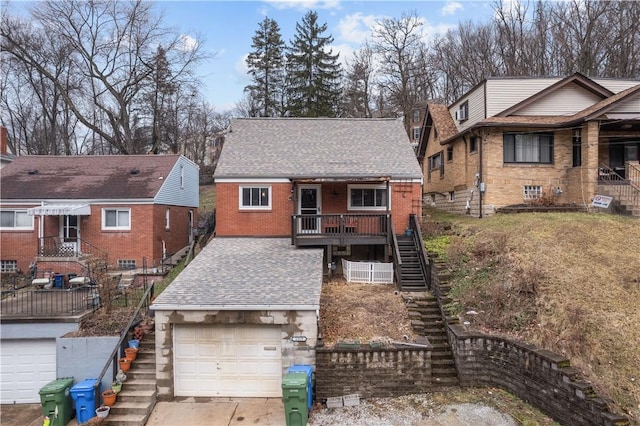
(348, 185, 388, 210)
(102, 208, 131, 230)
(0, 210, 33, 230)
(239, 186, 271, 210)
(504, 133, 554, 164)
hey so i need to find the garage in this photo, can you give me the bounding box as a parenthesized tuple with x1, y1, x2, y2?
(174, 325, 282, 397)
(0, 339, 57, 404)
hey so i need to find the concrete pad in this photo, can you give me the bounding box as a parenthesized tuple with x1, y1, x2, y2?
(0, 403, 43, 426)
(146, 398, 285, 426)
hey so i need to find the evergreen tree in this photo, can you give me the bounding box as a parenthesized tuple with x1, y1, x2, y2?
(245, 17, 286, 117)
(286, 11, 342, 117)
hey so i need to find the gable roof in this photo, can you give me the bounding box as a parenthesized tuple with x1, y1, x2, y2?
(1, 154, 182, 200)
(214, 118, 423, 180)
(440, 81, 640, 145)
(496, 72, 614, 117)
(416, 103, 457, 160)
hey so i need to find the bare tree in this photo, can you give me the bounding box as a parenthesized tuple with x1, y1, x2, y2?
(341, 43, 375, 117)
(1, 0, 206, 154)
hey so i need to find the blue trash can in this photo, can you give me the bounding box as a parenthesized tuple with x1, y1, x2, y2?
(70, 379, 100, 424)
(287, 365, 314, 410)
(54, 274, 64, 288)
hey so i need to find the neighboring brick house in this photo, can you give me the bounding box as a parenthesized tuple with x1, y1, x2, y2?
(0, 155, 199, 275)
(151, 117, 423, 400)
(417, 73, 640, 217)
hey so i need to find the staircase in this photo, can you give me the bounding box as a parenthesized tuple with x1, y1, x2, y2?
(396, 235, 428, 291)
(405, 294, 459, 387)
(105, 334, 156, 426)
(598, 184, 640, 218)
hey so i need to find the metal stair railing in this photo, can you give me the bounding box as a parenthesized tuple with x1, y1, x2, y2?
(599, 163, 640, 209)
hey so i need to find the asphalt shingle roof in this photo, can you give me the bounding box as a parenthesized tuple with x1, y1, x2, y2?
(0, 155, 181, 200)
(151, 238, 323, 310)
(214, 118, 423, 180)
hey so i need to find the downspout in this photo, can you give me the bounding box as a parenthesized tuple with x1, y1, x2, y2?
(478, 135, 483, 218)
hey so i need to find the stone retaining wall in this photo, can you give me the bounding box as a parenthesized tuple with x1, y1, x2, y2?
(315, 346, 433, 399)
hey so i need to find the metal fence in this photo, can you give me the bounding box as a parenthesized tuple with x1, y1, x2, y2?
(0, 286, 98, 317)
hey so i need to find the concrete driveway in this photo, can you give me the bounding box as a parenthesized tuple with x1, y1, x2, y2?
(146, 397, 285, 426)
(1, 398, 285, 426)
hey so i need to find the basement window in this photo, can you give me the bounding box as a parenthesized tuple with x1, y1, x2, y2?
(523, 185, 542, 201)
(1, 260, 18, 273)
(118, 259, 136, 270)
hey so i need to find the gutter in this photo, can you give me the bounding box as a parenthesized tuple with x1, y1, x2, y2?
(150, 304, 320, 311)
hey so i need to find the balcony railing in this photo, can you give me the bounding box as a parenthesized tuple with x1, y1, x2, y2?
(292, 214, 391, 246)
(37, 236, 107, 260)
(0, 286, 99, 318)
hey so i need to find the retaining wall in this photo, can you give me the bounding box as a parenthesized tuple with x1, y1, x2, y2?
(315, 345, 433, 399)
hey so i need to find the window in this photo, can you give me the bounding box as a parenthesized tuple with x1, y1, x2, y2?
(118, 259, 136, 269)
(180, 165, 185, 188)
(102, 208, 131, 230)
(572, 129, 582, 167)
(240, 186, 271, 210)
(469, 137, 479, 153)
(348, 185, 388, 210)
(1, 260, 17, 273)
(412, 127, 421, 140)
(523, 185, 542, 201)
(446, 146, 453, 162)
(504, 133, 553, 164)
(456, 101, 469, 121)
(0, 210, 33, 230)
(428, 152, 444, 177)
(412, 109, 421, 122)
(165, 208, 170, 230)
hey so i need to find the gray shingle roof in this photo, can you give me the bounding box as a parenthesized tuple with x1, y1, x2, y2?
(214, 118, 423, 180)
(151, 238, 323, 310)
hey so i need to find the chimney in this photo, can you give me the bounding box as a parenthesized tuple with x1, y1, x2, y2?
(0, 126, 7, 155)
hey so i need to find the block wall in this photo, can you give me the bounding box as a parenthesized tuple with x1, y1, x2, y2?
(315, 346, 433, 399)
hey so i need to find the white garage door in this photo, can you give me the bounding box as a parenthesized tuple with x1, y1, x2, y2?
(1, 339, 57, 404)
(174, 325, 282, 397)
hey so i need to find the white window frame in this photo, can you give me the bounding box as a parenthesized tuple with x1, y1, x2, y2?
(412, 127, 420, 140)
(348, 184, 389, 211)
(523, 185, 543, 201)
(1, 260, 18, 273)
(180, 165, 185, 189)
(239, 186, 272, 210)
(102, 208, 131, 230)
(165, 208, 170, 230)
(0, 210, 33, 230)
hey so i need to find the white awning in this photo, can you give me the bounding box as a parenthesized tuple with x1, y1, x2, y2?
(27, 204, 91, 216)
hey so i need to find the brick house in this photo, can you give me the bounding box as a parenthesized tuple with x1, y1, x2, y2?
(151, 117, 424, 400)
(417, 73, 640, 217)
(0, 155, 199, 276)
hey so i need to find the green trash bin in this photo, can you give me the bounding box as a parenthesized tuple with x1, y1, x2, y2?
(39, 377, 74, 426)
(282, 372, 308, 426)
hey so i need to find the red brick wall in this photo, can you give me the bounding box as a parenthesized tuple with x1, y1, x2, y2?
(216, 183, 294, 236)
(215, 181, 422, 237)
(0, 203, 196, 272)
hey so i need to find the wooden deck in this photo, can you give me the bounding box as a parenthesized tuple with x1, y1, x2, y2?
(292, 214, 391, 246)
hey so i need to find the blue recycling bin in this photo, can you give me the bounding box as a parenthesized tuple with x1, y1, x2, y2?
(54, 274, 64, 288)
(287, 365, 313, 410)
(70, 379, 100, 424)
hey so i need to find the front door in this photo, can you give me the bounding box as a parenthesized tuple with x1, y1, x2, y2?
(298, 185, 321, 233)
(60, 215, 79, 255)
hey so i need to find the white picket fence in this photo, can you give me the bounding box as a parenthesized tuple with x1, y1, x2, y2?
(341, 259, 394, 284)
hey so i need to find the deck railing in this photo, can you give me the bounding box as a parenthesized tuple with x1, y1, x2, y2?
(292, 214, 391, 245)
(38, 236, 107, 260)
(0, 285, 99, 317)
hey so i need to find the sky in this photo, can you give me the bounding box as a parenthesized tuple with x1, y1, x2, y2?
(157, 0, 496, 112)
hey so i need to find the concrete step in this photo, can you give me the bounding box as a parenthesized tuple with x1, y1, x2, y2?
(116, 388, 156, 403)
(109, 401, 154, 416)
(104, 412, 149, 426)
(122, 378, 156, 391)
(432, 376, 460, 387)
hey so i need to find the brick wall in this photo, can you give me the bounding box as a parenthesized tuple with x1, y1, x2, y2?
(1, 203, 195, 272)
(315, 346, 433, 399)
(215, 182, 422, 237)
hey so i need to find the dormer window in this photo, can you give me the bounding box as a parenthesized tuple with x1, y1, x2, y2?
(455, 101, 469, 122)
